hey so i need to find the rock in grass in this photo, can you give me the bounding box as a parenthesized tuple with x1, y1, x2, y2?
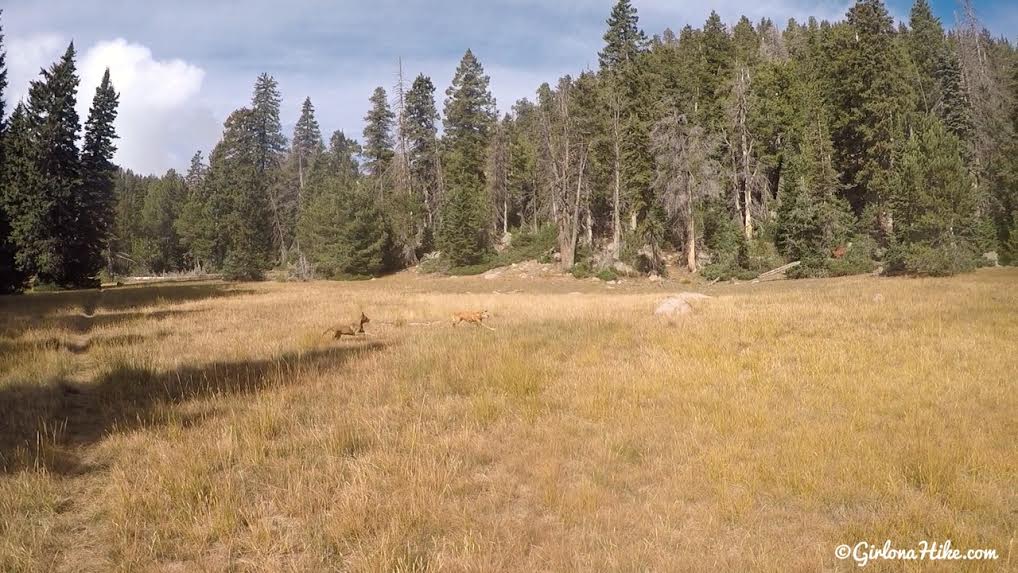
(655, 297, 694, 317)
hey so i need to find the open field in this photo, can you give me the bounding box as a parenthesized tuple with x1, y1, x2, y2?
(1, 269, 1016, 571)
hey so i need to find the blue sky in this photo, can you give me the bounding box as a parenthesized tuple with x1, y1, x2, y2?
(4, 0, 1015, 175)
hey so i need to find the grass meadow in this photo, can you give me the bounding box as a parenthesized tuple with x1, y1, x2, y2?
(1, 269, 1016, 571)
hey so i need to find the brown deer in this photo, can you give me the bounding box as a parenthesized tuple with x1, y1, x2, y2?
(451, 310, 494, 331)
(324, 312, 371, 340)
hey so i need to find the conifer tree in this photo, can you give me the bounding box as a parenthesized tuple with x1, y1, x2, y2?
(363, 86, 395, 181)
(249, 74, 289, 263)
(937, 51, 972, 142)
(0, 10, 27, 293)
(207, 108, 273, 280)
(176, 151, 217, 270)
(599, 0, 646, 71)
(405, 75, 441, 232)
(776, 93, 855, 275)
(292, 97, 324, 193)
(599, 0, 652, 256)
(440, 50, 496, 266)
(826, 0, 914, 232)
(889, 117, 983, 274)
(6, 44, 84, 286)
(1, 104, 40, 289)
(250, 73, 286, 173)
(906, 0, 947, 114)
(298, 133, 386, 277)
(75, 68, 119, 285)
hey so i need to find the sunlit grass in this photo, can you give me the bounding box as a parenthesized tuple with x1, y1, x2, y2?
(1, 269, 1016, 571)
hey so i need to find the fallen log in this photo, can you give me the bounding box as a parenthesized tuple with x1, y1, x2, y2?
(756, 261, 801, 281)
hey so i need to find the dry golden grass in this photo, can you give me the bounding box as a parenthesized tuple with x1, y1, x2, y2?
(1, 269, 1016, 572)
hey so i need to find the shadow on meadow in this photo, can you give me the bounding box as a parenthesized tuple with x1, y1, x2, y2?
(0, 340, 388, 475)
(0, 282, 255, 338)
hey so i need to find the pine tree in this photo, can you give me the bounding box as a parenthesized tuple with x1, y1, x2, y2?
(938, 51, 972, 142)
(250, 73, 286, 173)
(906, 0, 947, 114)
(889, 117, 983, 275)
(405, 75, 441, 233)
(6, 43, 84, 287)
(293, 97, 324, 159)
(776, 92, 855, 275)
(0, 10, 28, 293)
(599, 0, 647, 71)
(249, 74, 289, 263)
(207, 108, 273, 280)
(697, 11, 734, 128)
(599, 0, 653, 255)
(1, 104, 42, 287)
(363, 86, 395, 180)
(176, 151, 217, 270)
(75, 68, 119, 285)
(298, 132, 386, 278)
(826, 0, 914, 232)
(440, 50, 496, 266)
(139, 171, 185, 272)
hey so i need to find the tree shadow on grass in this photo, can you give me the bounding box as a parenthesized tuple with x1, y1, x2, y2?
(0, 282, 255, 338)
(0, 340, 388, 475)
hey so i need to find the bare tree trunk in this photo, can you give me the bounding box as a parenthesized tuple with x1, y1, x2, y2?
(686, 197, 696, 273)
(611, 98, 622, 260)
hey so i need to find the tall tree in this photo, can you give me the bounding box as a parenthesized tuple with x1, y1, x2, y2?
(651, 110, 720, 272)
(176, 151, 217, 271)
(76, 68, 120, 285)
(440, 50, 496, 266)
(599, 0, 647, 71)
(906, 0, 947, 114)
(889, 117, 983, 274)
(292, 96, 324, 193)
(206, 108, 273, 280)
(826, 0, 913, 235)
(363, 86, 395, 181)
(1, 104, 39, 290)
(250, 74, 289, 262)
(7, 44, 84, 286)
(0, 9, 28, 293)
(776, 92, 855, 274)
(405, 74, 442, 234)
(599, 0, 651, 257)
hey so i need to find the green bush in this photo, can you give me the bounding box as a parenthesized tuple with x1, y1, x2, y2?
(570, 261, 593, 279)
(595, 268, 618, 282)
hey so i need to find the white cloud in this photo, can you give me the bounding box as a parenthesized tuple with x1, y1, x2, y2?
(6, 33, 66, 104)
(77, 39, 219, 175)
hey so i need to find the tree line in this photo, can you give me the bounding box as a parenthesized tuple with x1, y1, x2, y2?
(2, 0, 1017, 292)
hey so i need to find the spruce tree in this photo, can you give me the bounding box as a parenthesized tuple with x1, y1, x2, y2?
(776, 93, 855, 275)
(9, 43, 84, 287)
(292, 96, 324, 191)
(405, 75, 441, 232)
(599, 0, 647, 71)
(938, 51, 973, 142)
(440, 50, 496, 266)
(906, 0, 947, 113)
(1, 104, 42, 287)
(698, 11, 734, 128)
(0, 10, 27, 293)
(826, 0, 913, 230)
(250, 73, 286, 173)
(207, 108, 273, 280)
(363, 86, 395, 180)
(889, 117, 983, 275)
(75, 68, 119, 286)
(176, 151, 217, 271)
